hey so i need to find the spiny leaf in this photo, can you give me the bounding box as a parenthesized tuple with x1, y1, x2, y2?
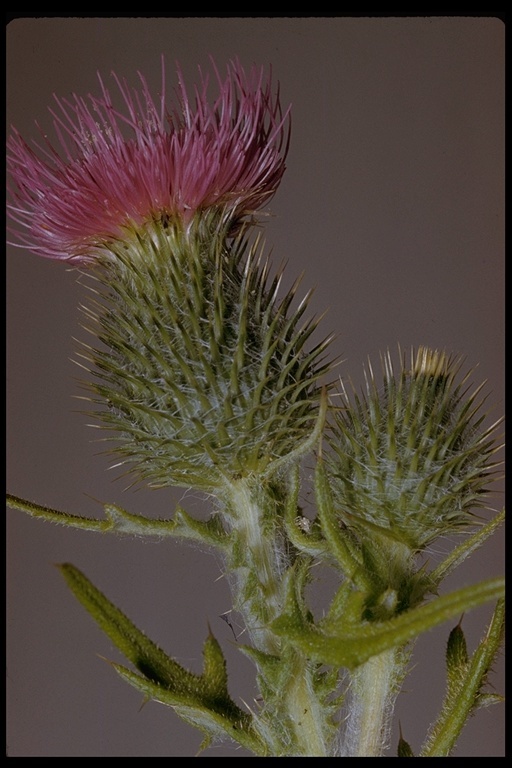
(59, 563, 201, 691)
(7, 493, 109, 532)
(283, 464, 326, 556)
(474, 692, 504, 709)
(397, 724, 415, 757)
(420, 599, 505, 756)
(240, 643, 298, 701)
(201, 629, 231, 700)
(429, 509, 505, 586)
(111, 664, 265, 755)
(58, 564, 266, 754)
(314, 455, 369, 590)
(7, 494, 229, 548)
(271, 578, 504, 669)
(446, 620, 469, 683)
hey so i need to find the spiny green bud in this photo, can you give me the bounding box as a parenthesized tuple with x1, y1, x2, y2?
(325, 347, 502, 552)
(77, 215, 332, 493)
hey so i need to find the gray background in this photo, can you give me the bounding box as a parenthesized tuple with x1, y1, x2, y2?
(6, 17, 505, 757)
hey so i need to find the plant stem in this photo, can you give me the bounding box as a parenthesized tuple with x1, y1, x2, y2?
(224, 479, 285, 655)
(289, 657, 330, 756)
(222, 479, 330, 755)
(341, 647, 404, 757)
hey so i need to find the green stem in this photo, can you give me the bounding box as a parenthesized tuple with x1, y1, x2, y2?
(223, 479, 285, 655)
(341, 647, 406, 757)
(285, 655, 329, 756)
(222, 479, 329, 756)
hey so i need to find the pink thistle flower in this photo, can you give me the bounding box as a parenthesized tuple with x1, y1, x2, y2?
(7, 58, 291, 264)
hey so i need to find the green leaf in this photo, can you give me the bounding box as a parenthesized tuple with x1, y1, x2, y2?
(420, 598, 505, 757)
(161, 505, 230, 548)
(314, 455, 370, 590)
(429, 509, 505, 587)
(58, 563, 266, 755)
(7, 493, 110, 532)
(474, 692, 504, 709)
(446, 620, 469, 690)
(397, 729, 415, 757)
(271, 578, 504, 669)
(58, 563, 202, 689)
(7, 493, 229, 548)
(111, 663, 264, 755)
(283, 464, 326, 556)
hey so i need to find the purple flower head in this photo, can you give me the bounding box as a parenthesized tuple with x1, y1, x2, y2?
(7, 58, 291, 264)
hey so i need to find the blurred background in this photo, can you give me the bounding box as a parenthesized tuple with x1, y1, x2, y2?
(6, 16, 505, 757)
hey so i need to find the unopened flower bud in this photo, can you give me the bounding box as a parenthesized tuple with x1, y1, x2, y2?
(80, 220, 330, 492)
(326, 347, 502, 551)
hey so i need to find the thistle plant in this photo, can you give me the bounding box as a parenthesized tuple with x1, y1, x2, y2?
(6, 58, 504, 757)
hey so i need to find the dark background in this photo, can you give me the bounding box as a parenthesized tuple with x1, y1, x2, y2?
(6, 17, 505, 757)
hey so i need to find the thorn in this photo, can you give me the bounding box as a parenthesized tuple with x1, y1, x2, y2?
(239, 697, 257, 717)
(219, 612, 238, 641)
(137, 696, 151, 713)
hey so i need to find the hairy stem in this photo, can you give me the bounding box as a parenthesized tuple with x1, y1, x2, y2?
(285, 656, 329, 756)
(222, 479, 330, 755)
(223, 479, 286, 655)
(341, 647, 406, 757)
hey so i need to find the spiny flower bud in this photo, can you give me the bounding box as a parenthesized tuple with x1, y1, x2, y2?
(78, 218, 331, 492)
(325, 347, 502, 551)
